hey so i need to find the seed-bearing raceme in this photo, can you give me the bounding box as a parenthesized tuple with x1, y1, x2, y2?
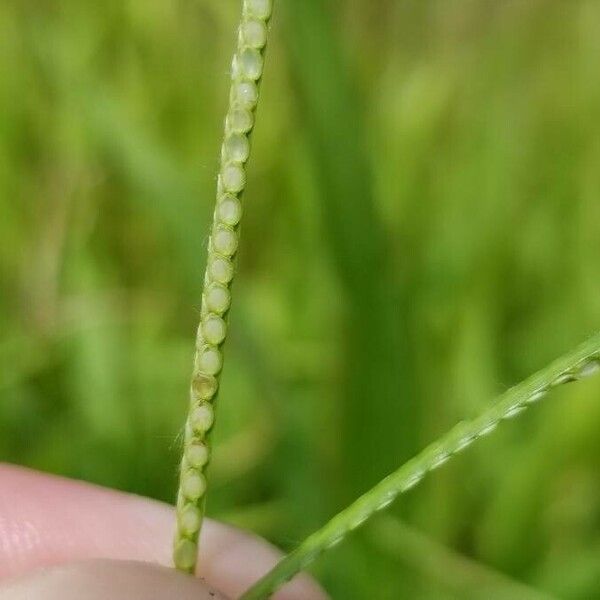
(240, 341, 600, 600)
(173, 0, 274, 575)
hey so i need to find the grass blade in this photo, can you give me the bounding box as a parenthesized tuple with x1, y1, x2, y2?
(241, 332, 600, 599)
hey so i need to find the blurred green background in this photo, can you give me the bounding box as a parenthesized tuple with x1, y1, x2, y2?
(2, 0, 600, 598)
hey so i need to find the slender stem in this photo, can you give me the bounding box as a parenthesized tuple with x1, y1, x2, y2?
(241, 332, 600, 599)
(173, 0, 274, 574)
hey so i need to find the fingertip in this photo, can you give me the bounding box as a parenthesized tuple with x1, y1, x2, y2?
(0, 560, 228, 600)
(0, 464, 329, 599)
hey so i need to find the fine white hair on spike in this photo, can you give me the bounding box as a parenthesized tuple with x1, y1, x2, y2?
(180, 505, 202, 535)
(237, 48, 264, 80)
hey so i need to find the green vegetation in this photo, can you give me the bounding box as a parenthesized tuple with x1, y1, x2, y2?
(1, 1, 600, 598)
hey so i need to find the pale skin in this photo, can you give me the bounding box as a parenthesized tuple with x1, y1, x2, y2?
(0, 464, 328, 599)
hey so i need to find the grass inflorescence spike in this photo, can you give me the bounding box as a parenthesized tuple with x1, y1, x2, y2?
(173, 0, 273, 574)
(241, 332, 600, 599)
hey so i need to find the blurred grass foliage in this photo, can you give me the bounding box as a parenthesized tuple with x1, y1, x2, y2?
(1, 0, 600, 598)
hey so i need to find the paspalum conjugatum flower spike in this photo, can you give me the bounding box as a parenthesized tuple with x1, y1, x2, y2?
(241, 333, 600, 599)
(174, 0, 273, 574)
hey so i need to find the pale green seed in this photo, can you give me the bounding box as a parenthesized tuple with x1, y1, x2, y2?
(191, 373, 218, 400)
(191, 403, 215, 434)
(209, 256, 234, 284)
(217, 196, 243, 227)
(242, 19, 268, 48)
(213, 226, 238, 256)
(238, 48, 263, 80)
(227, 109, 254, 133)
(202, 315, 227, 345)
(205, 283, 231, 314)
(245, 0, 272, 19)
(223, 133, 250, 163)
(222, 164, 246, 193)
(231, 81, 258, 109)
(186, 442, 209, 469)
(180, 505, 202, 536)
(174, 539, 198, 571)
(197, 347, 223, 375)
(182, 471, 207, 500)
